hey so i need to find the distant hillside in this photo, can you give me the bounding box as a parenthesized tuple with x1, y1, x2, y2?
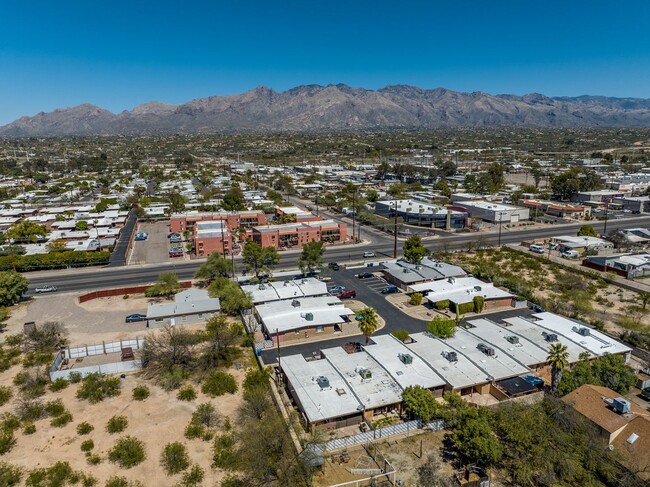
(3, 84, 650, 136)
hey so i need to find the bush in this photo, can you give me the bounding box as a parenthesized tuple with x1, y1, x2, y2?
(0, 461, 22, 486)
(184, 423, 206, 440)
(107, 436, 146, 469)
(106, 416, 128, 434)
(0, 413, 20, 433)
(104, 477, 144, 487)
(50, 412, 73, 427)
(81, 439, 95, 452)
(48, 378, 70, 392)
(0, 250, 111, 272)
(201, 371, 237, 397)
(15, 398, 45, 422)
(178, 465, 204, 486)
(160, 442, 190, 475)
(454, 302, 474, 315)
(221, 476, 247, 487)
(212, 433, 238, 470)
(177, 386, 197, 401)
(131, 386, 150, 401)
(392, 330, 410, 342)
(77, 422, 94, 435)
(473, 295, 485, 313)
(44, 399, 66, 417)
(0, 386, 13, 406)
(159, 368, 186, 391)
(25, 462, 76, 487)
(434, 300, 449, 310)
(13, 369, 48, 398)
(86, 455, 102, 465)
(23, 423, 36, 435)
(191, 403, 220, 428)
(76, 374, 121, 403)
(69, 372, 83, 383)
(409, 293, 423, 306)
(0, 430, 16, 455)
(427, 316, 457, 339)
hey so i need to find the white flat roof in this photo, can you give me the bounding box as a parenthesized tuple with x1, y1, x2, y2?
(256, 296, 353, 334)
(443, 328, 530, 381)
(322, 347, 403, 410)
(282, 354, 362, 423)
(458, 200, 521, 211)
(241, 278, 327, 304)
(363, 335, 446, 390)
(465, 318, 550, 366)
(410, 277, 514, 304)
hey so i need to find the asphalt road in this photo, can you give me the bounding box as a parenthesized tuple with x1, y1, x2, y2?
(23, 215, 650, 294)
(108, 210, 136, 266)
(261, 266, 534, 364)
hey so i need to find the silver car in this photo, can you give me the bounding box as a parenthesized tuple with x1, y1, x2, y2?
(35, 285, 57, 293)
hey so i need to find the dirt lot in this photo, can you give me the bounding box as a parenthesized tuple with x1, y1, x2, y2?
(0, 362, 247, 486)
(129, 221, 174, 265)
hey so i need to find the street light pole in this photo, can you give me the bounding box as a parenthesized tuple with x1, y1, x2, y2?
(393, 200, 398, 258)
(352, 191, 356, 244)
(603, 202, 609, 236)
(497, 212, 503, 247)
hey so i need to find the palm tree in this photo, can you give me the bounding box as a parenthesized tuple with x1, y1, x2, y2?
(357, 307, 379, 345)
(547, 342, 569, 394)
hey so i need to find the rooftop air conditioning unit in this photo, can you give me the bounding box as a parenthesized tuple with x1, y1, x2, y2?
(445, 351, 458, 362)
(258, 284, 266, 290)
(399, 353, 413, 365)
(305, 313, 314, 321)
(292, 299, 301, 308)
(612, 397, 631, 414)
(477, 343, 495, 356)
(578, 327, 591, 337)
(506, 336, 519, 345)
(317, 376, 330, 389)
(359, 369, 372, 379)
(543, 332, 558, 342)
(474, 285, 482, 291)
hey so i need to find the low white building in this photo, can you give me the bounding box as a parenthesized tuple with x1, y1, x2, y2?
(147, 288, 221, 327)
(454, 200, 530, 223)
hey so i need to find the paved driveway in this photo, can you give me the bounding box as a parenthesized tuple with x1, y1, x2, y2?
(129, 221, 171, 265)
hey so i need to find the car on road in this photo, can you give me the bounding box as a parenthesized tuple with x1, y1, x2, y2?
(381, 285, 399, 294)
(125, 314, 147, 323)
(35, 285, 57, 294)
(328, 262, 340, 271)
(363, 251, 375, 258)
(134, 232, 148, 241)
(328, 285, 346, 294)
(334, 289, 357, 299)
(357, 272, 374, 279)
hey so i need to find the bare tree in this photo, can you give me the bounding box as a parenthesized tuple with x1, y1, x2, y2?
(140, 326, 198, 377)
(23, 321, 68, 352)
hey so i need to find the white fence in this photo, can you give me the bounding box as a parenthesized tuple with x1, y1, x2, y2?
(49, 337, 145, 381)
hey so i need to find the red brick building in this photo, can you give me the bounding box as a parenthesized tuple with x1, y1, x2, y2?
(170, 211, 267, 234)
(252, 219, 347, 249)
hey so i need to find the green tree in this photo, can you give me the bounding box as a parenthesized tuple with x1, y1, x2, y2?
(169, 192, 187, 214)
(6, 221, 47, 243)
(198, 314, 243, 369)
(145, 272, 182, 297)
(472, 295, 485, 313)
(403, 235, 428, 265)
(452, 413, 502, 467)
(0, 271, 29, 307)
(194, 252, 233, 281)
(357, 307, 378, 345)
(427, 316, 456, 339)
(74, 221, 89, 231)
(242, 241, 280, 278)
(577, 225, 597, 237)
(46, 239, 67, 253)
(160, 442, 190, 475)
(402, 386, 439, 421)
(558, 354, 636, 395)
(547, 343, 569, 395)
(207, 277, 253, 315)
(297, 240, 325, 275)
(222, 187, 246, 211)
(529, 161, 544, 189)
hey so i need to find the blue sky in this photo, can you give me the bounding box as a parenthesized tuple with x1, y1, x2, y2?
(1, 0, 649, 124)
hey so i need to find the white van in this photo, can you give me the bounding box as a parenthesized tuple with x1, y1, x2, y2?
(529, 244, 544, 254)
(561, 250, 580, 259)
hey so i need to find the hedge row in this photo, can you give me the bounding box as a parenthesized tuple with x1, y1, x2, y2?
(0, 251, 111, 272)
(450, 301, 474, 315)
(434, 300, 449, 310)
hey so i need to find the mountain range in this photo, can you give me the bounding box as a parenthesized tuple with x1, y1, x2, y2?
(3, 84, 650, 137)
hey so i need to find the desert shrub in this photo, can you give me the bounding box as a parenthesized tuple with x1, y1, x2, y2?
(160, 442, 190, 475)
(50, 412, 73, 427)
(80, 473, 98, 487)
(0, 461, 22, 486)
(81, 439, 95, 452)
(201, 371, 237, 397)
(220, 476, 247, 487)
(0, 430, 16, 455)
(178, 465, 204, 487)
(159, 368, 187, 391)
(76, 374, 121, 403)
(23, 423, 36, 435)
(15, 397, 46, 422)
(104, 477, 144, 487)
(434, 300, 449, 310)
(48, 378, 70, 392)
(106, 416, 128, 434)
(131, 386, 150, 401)
(13, 369, 48, 398)
(44, 399, 66, 417)
(86, 455, 102, 465)
(69, 372, 82, 383)
(25, 461, 75, 487)
(0, 386, 13, 406)
(212, 433, 238, 470)
(392, 330, 410, 342)
(409, 292, 423, 305)
(107, 436, 146, 469)
(0, 412, 20, 432)
(76, 422, 94, 435)
(184, 423, 206, 440)
(191, 403, 220, 428)
(177, 386, 197, 401)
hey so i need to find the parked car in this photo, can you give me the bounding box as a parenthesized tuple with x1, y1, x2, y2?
(548, 242, 559, 250)
(561, 250, 580, 259)
(357, 272, 374, 279)
(170, 235, 182, 243)
(169, 250, 183, 257)
(168, 232, 181, 239)
(35, 285, 57, 294)
(328, 285, 346, 294)
(134, 232, 148, 241)
(381, 285, 399, 294)
(363, 251, 375, 258)
(335, 289, 357, 299)
(328, 262, 340, 271)
(529, 244, 544, 254)
(641, 387, 650, 401)
(125, 314, 147, 323)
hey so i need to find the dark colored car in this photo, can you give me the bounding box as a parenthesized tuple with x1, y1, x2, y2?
(381, 285, 399, 294)
(357, 272, 374, 279)
(169, 250, 183, 257)
(641, 387, 650, 401)
(328, 262, 340, 271)
(335, 289, 357, 299)
(125, 314, 147, 323)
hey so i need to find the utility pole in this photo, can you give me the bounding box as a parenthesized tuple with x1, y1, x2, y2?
(497, 212, 504, 247)
(393, 200, 398, 258)
(603, 202, 609, 236)
(352, 191, 356, 243)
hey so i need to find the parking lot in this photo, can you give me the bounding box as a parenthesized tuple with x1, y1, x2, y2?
(129, 221, 174, 265)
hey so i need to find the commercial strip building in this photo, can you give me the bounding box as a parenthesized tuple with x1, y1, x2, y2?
(280, 312, 631, 428)
(241, 277, 328, 305)
(583, 253, 650, 279)
(169, 210, 267, 233)
(374, 199, 467, 229)
(521, 200, 592, 219)
(550, 235, 614, 252)
(613, 196, 650, 214)
(453, 200, 530, 224)
(409, 276, 516, 311)
(251, 219, 347, 249)
(381, 258, 467, 290)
